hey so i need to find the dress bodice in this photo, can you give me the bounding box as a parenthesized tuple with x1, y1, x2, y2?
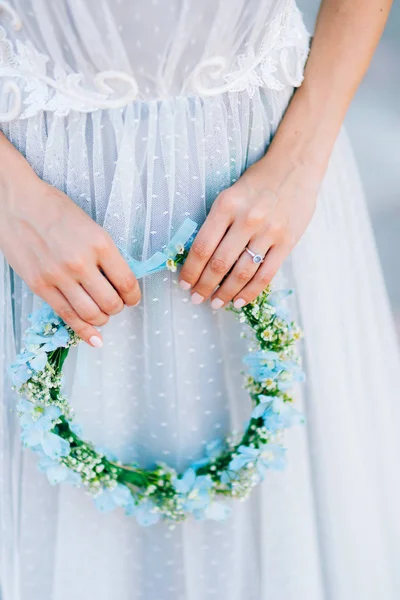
(0, 0, 309, 120)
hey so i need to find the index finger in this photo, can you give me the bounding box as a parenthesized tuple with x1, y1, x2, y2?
(98, 240, 141, 306)
(179, 204, 232, 290)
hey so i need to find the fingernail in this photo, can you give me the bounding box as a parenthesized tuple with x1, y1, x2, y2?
(179, 280, 191, 291)
(191, 292, 204, 305)
(133, 298, 141, 307)
(234, 298, 246, 309)
(211, 298, 224, 310)
(89, 335, 103, 348)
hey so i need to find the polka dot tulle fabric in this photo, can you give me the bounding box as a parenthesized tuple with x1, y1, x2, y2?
(1, 1, 400, 599)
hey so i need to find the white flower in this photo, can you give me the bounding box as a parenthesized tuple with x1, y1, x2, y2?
(166, 259, 177, 272)
(251, 305, 260, 317)
(261, 329, 273, 341)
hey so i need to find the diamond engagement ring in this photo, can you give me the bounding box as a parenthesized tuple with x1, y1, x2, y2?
(244, 247, 265, 264)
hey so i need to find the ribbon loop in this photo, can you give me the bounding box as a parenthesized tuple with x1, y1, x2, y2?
(118, 218, 198, 279)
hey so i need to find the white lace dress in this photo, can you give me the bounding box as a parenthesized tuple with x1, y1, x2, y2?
(1, 1, 400, 599)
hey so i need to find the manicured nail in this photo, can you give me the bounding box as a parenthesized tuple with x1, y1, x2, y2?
(191, 292, 204, 305)
(179, 280, 191, 291)
(211, 298, 224, 310)
(234, 298, 246, 309)
(89, 335, 103, 348)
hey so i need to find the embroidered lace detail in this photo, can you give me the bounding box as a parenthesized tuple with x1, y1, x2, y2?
(0, 0, 309, 122)
(190, 0, 310, 98)
(0, 3, 139, 121)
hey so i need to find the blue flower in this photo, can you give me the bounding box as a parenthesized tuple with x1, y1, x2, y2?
(22, 429, 70, 459)
(276, 363, 305, 391)
(255, 444, 287, 479)
(37, 455, 81, 486)
(174, 468, 230, 522)
(9, 350, 48, 386)
(17, 399, 70, 459)
(229, 445, 260, 472)
(262, 410, 284, 432)
(267, 289, 292, 321)
(9, 302, 72, 388)
(220, 470, 237, 485)
(174, 468, 213, 512)
(191, 438, 226, 470)
(20, 302, 70, 353)
(243, 351, 287, 382)
(18, 399, 60, 428)
(25, 326, 70, 352)
(28, 303, 61, 331)
(94, 484, 135, 515)
(270, 396, 303, 427)
(252, 394, 303, 430)
(251, 394, 277, 419)
(243, 351, 304, 390)
(133, 499, 161, 526)
(229, 443, 287, 479)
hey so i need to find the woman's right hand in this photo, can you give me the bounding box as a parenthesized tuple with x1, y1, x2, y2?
(0, 136, 141, 347)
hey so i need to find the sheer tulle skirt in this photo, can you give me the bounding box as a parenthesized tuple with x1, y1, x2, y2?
(1, 86, 400, 600)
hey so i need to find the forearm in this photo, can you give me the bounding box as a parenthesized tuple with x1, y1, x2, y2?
(264, 0, 392, 179)
(0, 131, 40, 208)
(0, 136, 141, 347)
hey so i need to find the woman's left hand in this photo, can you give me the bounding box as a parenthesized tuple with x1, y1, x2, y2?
(178, 153, 320, 309)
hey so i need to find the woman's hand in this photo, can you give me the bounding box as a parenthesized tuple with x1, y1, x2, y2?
(179, 152, 319, 309)
(0, 140, 140, 347)
(179, 0, 393, 310)
(182, 0, 393, 314)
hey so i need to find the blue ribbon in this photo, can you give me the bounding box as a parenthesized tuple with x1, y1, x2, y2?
(118, 218, 198, 279)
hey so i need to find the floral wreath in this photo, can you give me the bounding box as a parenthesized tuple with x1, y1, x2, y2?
(10, 219, 305, 527)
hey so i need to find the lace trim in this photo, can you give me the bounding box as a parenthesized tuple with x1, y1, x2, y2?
(0, 0, 309, 122)
(0, 3, 139, 121)
(190, 0, 310, 98)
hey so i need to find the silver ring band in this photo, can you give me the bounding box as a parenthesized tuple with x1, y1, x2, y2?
(244, 247, 264, 265)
